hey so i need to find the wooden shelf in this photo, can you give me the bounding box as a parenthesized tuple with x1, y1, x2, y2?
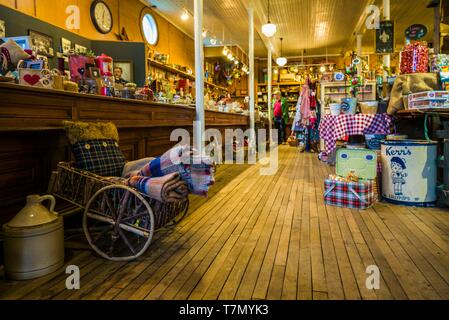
(396, 108, 449, 117)
(148, 59, 195, 81)
(258, 82, 303, 86)
(148, 58, 228, 92)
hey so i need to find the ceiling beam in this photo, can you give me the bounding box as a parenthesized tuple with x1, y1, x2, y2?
(342, 0, 377, 55)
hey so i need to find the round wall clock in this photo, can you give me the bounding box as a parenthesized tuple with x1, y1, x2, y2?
(91, 0, 113, 34)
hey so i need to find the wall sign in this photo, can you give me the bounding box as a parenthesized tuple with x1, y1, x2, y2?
(376, 20, 394, 54)
(405, 24, 427, 40)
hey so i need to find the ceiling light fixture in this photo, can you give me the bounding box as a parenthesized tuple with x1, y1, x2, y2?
(261, 0, 277, 38)
(181, 9, 189, 21)
(276, 37, 287, 67)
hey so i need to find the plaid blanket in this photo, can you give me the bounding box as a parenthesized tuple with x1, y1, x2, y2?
(138, 145, 215, 197)
(127, 172, 189, 203)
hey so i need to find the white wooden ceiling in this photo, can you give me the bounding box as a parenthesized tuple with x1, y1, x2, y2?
(142, 0, 435, 58)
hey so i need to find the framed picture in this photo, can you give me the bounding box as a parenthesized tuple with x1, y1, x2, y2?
(29, 29, 54, 57)
(75, 44, 87, 54)
(0, 20, 5, 39)
(36, 55, 49, 69)
(89, 67, 101, 79)
(61, 37, 72, 55)
(113, 60, 134, 83)
(25, 60, 44, 70)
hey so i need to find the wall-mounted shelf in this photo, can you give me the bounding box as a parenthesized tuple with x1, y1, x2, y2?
(148, 58, 229, 93)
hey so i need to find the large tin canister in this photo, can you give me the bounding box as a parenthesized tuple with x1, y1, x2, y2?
(2, 195, 64, 280)
(381, 140, 438, 207)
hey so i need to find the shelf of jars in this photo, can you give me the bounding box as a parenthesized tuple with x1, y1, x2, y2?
(147, 58, 229, 93)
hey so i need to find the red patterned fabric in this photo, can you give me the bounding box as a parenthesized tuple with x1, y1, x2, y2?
(318, 114, 392, 154)
(324, 178, 375, 210)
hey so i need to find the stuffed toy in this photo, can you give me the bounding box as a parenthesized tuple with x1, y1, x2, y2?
(0, 39, 32, 76)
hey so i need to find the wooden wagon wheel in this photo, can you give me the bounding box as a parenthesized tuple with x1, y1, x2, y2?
(83, 185, 155, 261)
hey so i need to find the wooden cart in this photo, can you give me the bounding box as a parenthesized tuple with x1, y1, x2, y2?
(48, 162, 189, 261)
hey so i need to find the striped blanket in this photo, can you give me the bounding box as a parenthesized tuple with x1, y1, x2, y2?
(138, 145, 215, 197)
(126, 172, 189, 203)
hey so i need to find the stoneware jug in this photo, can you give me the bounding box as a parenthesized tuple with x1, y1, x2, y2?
(2, 194, 64, 280)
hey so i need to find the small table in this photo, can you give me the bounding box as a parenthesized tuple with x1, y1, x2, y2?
(319, 113, 392, 154)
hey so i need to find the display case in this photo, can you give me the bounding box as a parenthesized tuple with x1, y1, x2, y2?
(319, 80, 377, 115)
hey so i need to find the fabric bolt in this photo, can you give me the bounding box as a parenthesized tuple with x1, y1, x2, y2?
(318, 114, 392, 154)
(126, 172, 189, 203)
(324, 178, 375, 210)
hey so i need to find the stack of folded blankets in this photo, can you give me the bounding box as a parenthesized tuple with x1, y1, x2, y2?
(124, 145, 215, 202)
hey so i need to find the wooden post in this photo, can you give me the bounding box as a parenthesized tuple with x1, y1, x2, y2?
(194, 0, 205, 154)
(435, 3, 441, 54)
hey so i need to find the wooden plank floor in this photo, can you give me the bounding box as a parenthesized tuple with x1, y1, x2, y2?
(1, 146, 449, 300)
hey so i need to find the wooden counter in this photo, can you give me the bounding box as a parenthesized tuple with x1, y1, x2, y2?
(0, 83, 249, 223)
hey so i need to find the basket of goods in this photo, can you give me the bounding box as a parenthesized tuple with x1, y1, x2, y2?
(359, 101, 379, 114)
(400, 42, 429, 74)
(17, 60, 52, 88)
(287, 135, 298, 147)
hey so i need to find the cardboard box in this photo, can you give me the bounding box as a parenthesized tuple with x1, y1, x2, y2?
(408, 100, 447, 109)
(408, 91, 449, 103)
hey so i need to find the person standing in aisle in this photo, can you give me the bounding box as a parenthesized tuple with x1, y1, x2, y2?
(272, 91, 289, 145)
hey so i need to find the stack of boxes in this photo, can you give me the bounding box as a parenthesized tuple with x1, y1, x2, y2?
(407, 91, 449, 110)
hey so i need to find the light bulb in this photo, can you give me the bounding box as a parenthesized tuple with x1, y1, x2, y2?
(273, 69, 279, 74)
(202, 30, 207, 38)
(181, 10, 189, 21)
(234, 60, 239, 65)
(227, 53, 233, 60)
(262, 23, 277, 38)
(276, 57, 287, 67)
(320, 65, 326, 73)
(222, 47, 228, 55)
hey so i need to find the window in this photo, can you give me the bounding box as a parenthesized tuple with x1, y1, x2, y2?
(142, 13, 158, 45)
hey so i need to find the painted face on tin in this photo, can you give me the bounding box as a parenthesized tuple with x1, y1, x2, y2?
(391, 162, 403, 173)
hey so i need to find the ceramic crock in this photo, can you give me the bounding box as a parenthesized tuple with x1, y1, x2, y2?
(2, 195, 64, 280)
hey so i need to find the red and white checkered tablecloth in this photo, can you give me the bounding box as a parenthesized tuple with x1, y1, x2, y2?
(319, 113, 392, 154)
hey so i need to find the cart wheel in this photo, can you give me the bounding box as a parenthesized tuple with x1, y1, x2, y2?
(83, 185, 155, 261)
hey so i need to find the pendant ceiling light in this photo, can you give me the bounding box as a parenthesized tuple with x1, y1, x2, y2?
(181, 9, 189, 21)
(276, 38, 287, 67)
(262, 0, 277, 38)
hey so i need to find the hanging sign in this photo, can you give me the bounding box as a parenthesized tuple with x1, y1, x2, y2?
(405, 24, 428, 40)
(376, 20, 394, 54)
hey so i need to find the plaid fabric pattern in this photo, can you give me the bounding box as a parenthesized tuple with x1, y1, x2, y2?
(324, 178, 375, 210)
(319, 114, 392, 154)
(138, 146, 215, 197)
(72, 139, 125, 177)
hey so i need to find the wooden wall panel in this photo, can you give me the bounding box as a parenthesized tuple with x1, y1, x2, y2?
(0, 83, 248, 223)
(0, 0, 195, 69)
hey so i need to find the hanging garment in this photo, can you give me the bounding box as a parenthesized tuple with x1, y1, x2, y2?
(292, 95, 302, 132)
(300, 84, 311, 125)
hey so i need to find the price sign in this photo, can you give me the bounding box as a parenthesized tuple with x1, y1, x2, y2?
(405, 24, 428, 40)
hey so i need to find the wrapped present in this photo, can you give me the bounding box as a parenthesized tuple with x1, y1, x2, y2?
(324, 178, 376, 210)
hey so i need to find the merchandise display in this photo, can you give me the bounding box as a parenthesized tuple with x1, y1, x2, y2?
(1, 0, 449, 305)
